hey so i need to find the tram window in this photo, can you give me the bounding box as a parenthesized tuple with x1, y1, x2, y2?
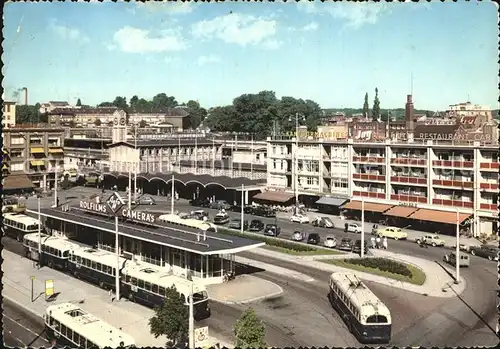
(60, 324, 68, 337)
(73, 332, 80, 345)
(85, 259, 90, 267)
(48, 316, 54, 326)
(91, 261, 97, 270)
(63, 251, 69, 258)
(152, 284, 159, 294)
(54, 320, 60, 331)
(112, 268, 116, 276)
(106, 266, 112, 275)
(131, 277, 137, 285)
(138, 279, 144, 288)
(366, 315, 387, 323)
(144, 282, 151, 291)
(58, 250, 62, 258)
(96, 263, 102, 271)
(158, 286, 165, 296)
(67, 328, 74, 341)
(76, 256, 80, 263)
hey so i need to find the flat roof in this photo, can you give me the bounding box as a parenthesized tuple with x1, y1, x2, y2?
(108, 138, 222, 149)
(28, 207, 264, 255)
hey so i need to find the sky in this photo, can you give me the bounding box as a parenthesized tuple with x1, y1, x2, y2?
(2, 1, 499, 111)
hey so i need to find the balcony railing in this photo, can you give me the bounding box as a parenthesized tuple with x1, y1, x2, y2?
(353, 173, 385, 182)
(390, 194, 427, 203)
(480, 162, 499, 170)
(479, 203, 497, 211)
(432, 198, 474, 209)
(480, 182, 499, 191)
(432, 160, 474, 168)
(390, 158, 426, 166)
(352, 156, 385, 164)
(432, 179, 474, 189)
(390, 176, 427, 185)
(353, 190, 385, 199)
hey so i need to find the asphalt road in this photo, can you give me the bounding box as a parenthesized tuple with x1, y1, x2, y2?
(3, 298, 51, 348)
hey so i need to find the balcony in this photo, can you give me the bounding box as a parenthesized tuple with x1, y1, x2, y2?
(352, 156, 385, 164)
(391, 176, 427, 185)
(390, 194, 427, 204)
(353, 173, 385, 182)
(480, 162, 499, 171)
(432, 179, 474, 189)
(479, 203, 497, 211)
(480, 182, 499, 191)
(432, 160, 473, 168)
(432, 198, 474, 209)
(353, 190, 385, 199)
(390, 158, 426, 166)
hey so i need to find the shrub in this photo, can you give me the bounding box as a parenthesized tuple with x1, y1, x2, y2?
(344, 258, 413, 278)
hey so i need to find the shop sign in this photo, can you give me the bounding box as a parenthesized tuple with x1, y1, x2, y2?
(399, 202, 418, 208)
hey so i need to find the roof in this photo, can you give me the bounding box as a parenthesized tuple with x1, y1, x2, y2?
(179, 159, 267, 171)
(30, 207, 265, 255)
(408, 209, 470, 225)
(315, 197, 348, 206)
(49, 101, 70, 106)
(106, 172, 265, 190)
(48, 107, 118, 115)
(4, 213, 40, 224)
(24, 233, 85, 251)
(72, 246, 129, 267)
(384, 206, 419, 218)
(129, 108, 189, 117)
(107, 138, 221, 148)
(253, 191, 295, 203)
(413, 124, 460, 137)
(342, 201, 393, 213)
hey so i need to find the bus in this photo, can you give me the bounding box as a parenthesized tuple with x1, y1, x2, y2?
(3, 213, 41, 242)
(328, 272, 392, 344)
(121, 260, 211, 320)
(67, 247, 128, 291)
(44, 302, 135, 349)
(158, 213, 217, 233)
(23, 233, 84, 270)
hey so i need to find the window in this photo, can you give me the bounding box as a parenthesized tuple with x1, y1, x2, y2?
(159, 286, 165, 296)
(131, 277, 138, 285)
(145, 282, 151, 291)
(73, 332, 80, 346)
(366, 315, 388, 323)
(152, 284, 159, 294)
(96, 263, 102, 271)
(273, 160, 277, 169)
(138, 279, 145, 288)
(91, 261, 97, 270)
(11, 137, 24, 145)
(60, 324, 68, 338)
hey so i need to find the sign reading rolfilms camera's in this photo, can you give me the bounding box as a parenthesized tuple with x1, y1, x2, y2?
(80, 201, 108, 213)
(121, 208, 156, 224)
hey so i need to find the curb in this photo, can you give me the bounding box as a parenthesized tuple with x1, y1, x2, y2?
(3, 295, 45, 319)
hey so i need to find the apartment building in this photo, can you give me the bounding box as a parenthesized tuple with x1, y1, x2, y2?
(447, 101, 493, 122)
(3, 125, 65, 191)
(3, 101, 17, 128)
(266, 136, 499, 237)
(47, 107, 118, 126)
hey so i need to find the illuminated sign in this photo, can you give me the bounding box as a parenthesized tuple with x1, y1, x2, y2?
(79, 198, 156, 224)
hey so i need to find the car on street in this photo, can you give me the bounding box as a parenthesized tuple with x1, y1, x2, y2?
(443, 252, 470, 267)
(231, 205, 254, 214)
(307, 233, 321, 245)
(323, 236, 337, 248)
(291, 231, 306, 242)
(469, 245, 499, 261)
(189, 198, 211, 208)
(337, 237, 354, 251)
(228, 219, 249, 230)
(252, 206, 276, 218)
(290, 214, 310, 224)
(375, 227, 408, 240)
(344, 222, 361, 233)
(415, 234, 445, 247)
(352, 239, 369, 254)
(248, 219, 264, 232)
(213, 212, 230, 225)
(264, 224, 281, 237)
(189, 210, 209, 220)
(312, 216, 335, 228)
(209, 200, 232, 210)
(131, 196, 156, 205)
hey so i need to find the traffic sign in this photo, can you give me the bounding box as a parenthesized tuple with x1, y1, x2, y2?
(195, 326, 209, 347)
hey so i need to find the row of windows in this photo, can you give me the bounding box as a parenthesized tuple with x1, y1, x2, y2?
(330, 281, 361, 320)
(123, 275, 168, 297)
(47, 316, 98, 349)
(4, 218, 39, 232)
(42, 244, 70, 258)
(70, 255, 117, 276)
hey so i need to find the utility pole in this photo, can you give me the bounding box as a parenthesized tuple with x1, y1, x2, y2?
(455, 208, 460, 284)
(134, 125, 137, 201)
(171, 174, 175, 214)
(361, 198, 365, 258)
(240, 184, 245, 234)
(53, 165, 58, 207)
(37, 196, 42, 268)
(115, 215, 120, 301)
(250, 135, 254, 179)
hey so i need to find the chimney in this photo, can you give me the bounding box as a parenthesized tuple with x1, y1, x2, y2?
(22, 87, 28, 105)
(405, 94, 415, 130)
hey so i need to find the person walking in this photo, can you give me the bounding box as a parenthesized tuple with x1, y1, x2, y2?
(376, 236, 381, 249)
(382, 237, 388, 250)
(370, 236, 376, 249)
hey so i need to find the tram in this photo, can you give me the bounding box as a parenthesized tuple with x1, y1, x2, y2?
(3, 213, 41, 242)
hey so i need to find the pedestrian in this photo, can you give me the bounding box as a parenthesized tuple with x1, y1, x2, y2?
(56, 197, 60, 206)
(383, 237, 388, 250)
(370, 236, 376, 249)
(109, 289, 114, 302)
(376, 236, 381, 249)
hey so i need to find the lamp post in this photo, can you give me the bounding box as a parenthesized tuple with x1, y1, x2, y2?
(455, 208, 460, 284)
(37, 196, 42, 267)
(288, 113, 304, 213)
(171, 174, 175, 214)
(133, 125, 137, 201)
(186, 271, 195, 349)
(361, 198, 365, 258)
(53, 165, 58, 207)
(115, 215, 120, 300)
(240, 184, 245, 234)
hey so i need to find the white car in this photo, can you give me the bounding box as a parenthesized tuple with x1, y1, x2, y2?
(290, 214, 310, 224)
(324, 236, 337, 248)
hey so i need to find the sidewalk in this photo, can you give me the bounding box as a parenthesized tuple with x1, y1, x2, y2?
(2, 250, 232, 348)
(249, 247, 466, 298)
(276, 211, 487, 249)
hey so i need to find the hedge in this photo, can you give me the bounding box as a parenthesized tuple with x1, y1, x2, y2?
(343, 258, 413, 278)
(217, 228, 317, 252)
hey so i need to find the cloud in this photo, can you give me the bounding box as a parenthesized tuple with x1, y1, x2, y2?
(298, 2, 391, 29)
(192, 13, 277, 47)
(112, 26, 188, 53)
(197, 54, 221, 66)
(289, 21, 319, 32)
(139, 2, 197, 15)
(165, 56, 180, 64)
(48, 20, 89, 43)
(261, 39, 283, 50)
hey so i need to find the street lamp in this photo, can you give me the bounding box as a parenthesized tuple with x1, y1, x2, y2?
(455, 208, 460, 284)
(288, 113, 305, 213)
(240, 184, 245, 234)
(361, 198, 365, 258)
(37, 195, 42, 268)
(186, 271, 195, 349)
(133, 125, 138, 201)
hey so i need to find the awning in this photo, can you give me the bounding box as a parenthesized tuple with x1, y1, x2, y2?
(343, 200, 393, 213)
(48, 148, 64, 154)
(30, 147, 45, 154)
(30, 160, 46, 166)
(2, 149, 8, 155)
(384, 206, 419, 218)
(409, 209, 471, 225)
(316, 197, 347, 206)
(2, 174, 35, 190)
(253, 191, 295, 203)
(2, 164, 9, 170)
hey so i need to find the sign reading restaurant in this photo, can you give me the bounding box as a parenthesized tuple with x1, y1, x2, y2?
(79, 200, 156, 224)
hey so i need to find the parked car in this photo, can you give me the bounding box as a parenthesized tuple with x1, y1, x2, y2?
(228, 219, 249, 230)
(443, 252, 470, 267)
(290, 214, 310, 224)
(415, 234, 445, 247)
(337, 237, 354, 251)
(291, 231, 306, 242)
(209, 200, 232, 210)
(189, 198, 211, 208)
(231, 205, 254, 214)
(324, 236, 337, 248)
(252, 206, 276, 218)
(307, 233, 321, 245)
(264, 224, 281, 237)
(454, 243, 471, 252)
(249, 219, 264, 232)
(469, 245, 499, 261)
(135, 196, 156, 205)
(352, 239, 369, 254)
(344, 222, 361, 233)
(312, 216, 335, 228)
(189, 210, 209, 221)
(375, 227, 408, 240)
(213, 212, 230, 225)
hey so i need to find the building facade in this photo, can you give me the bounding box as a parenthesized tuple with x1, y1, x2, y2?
(3, 101, 17, 128)
(447, 101, 493, 121)
(266, 136, 498, 237)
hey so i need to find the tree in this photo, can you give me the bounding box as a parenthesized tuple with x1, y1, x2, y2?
(372, 87, 380, 121)
(76, 98, 82, 107)
(363, 92, 369, 118)
(112, 96, 128, 111)
(233, 307, 266, 348)
(186, 100, 208, 129)
(129, 95, 139, 111)
(16, 104, 43, 124)
(149, 286, 188, 346)
(94, 119, 102, 126)
(98, 101, 114, 107)
(152, 93, 177, 109)
(139, 120, 148, 128)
